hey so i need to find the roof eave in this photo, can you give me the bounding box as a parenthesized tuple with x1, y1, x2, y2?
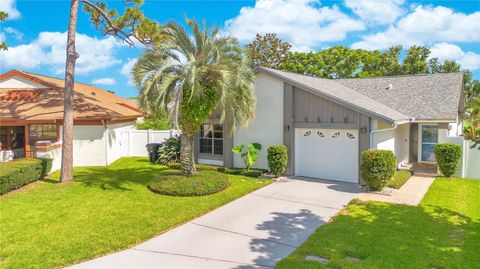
(256, 68, 405, 124)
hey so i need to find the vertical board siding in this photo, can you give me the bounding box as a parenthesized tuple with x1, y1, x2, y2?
(283, 83, 294, 175)
(293, 86, 359, 124)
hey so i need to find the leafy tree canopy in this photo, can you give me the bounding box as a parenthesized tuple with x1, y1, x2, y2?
(246, 33, 292, 69)
(82, 0, 163, 46)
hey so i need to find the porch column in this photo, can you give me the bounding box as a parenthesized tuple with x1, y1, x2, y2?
(24, 124, 30, 158)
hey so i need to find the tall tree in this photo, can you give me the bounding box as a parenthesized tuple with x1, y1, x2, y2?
(59, 0, 162, 182)
(401, 45, 431, 75)
(246, 33, 292, 69)
(133, 19, 255, 175)
(60, 0, 80, 182)
(0, 11, 8, 50)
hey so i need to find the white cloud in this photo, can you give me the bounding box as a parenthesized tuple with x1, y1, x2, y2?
(430, 42, 480, 71)
(224, 0, 365, 51)
(120, 58, 137, 86)
(91, 77, 116, 86)
(3, 27, 23, 40)
(352, 5, 480, 50)
(0, 31, 122, 75)
(0, 0, 20, 19)
(345, 0, 405, 24)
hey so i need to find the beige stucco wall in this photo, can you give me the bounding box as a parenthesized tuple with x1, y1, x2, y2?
(371, 119, 409, 166)
(233, 72, 284, 169)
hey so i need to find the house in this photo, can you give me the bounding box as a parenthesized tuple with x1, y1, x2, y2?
(195, 67, 469, 183)
(0, 70, 143, 169)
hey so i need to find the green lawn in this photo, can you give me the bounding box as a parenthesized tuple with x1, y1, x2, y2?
(277, 177, 480, 269)
(0, 158, 270, 269)
(386, 169, 413, 189)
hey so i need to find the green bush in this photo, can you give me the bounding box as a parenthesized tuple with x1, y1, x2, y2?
(166, 162, 220, 171)
(217, 167, 264, 178)
(434, 144, 462, 177)
(39, 158, 53, 177)
(360, 150, 397, 191)
(155, 136, 181, 164)
(267, 145, 288, 177)
(148, 170, 229, 196)
(0, 158, 43, 195)
(232, 143, 262, 171)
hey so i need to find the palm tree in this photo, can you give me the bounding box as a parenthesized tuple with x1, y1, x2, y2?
(133, 19, 256, 175)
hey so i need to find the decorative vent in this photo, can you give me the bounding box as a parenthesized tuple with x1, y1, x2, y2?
(332, 132, 340, 138)
(346, 132, 356, 139)
(317, 131, 325, 137)
(304, 130, 312, 137)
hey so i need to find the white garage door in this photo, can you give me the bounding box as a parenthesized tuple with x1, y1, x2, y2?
(295, 128, 359, 183)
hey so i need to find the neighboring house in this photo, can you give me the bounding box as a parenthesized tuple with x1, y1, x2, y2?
(0, 70, 143, 169)
(195, 67, 469, 183)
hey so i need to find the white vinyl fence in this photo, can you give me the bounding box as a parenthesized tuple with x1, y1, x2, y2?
(462, 140, 480, 180)
(120, 129, 179, 157)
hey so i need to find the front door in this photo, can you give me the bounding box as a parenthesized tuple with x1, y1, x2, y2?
(420, 124, 438, 162)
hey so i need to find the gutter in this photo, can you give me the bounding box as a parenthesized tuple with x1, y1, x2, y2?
(369, 117, 416, 149)
(370, 124, 397, 149)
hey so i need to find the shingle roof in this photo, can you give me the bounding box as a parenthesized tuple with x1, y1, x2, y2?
(256, 67, 463, 123)
(0, 70, 142, 121)
(256, 67, 409, 123)
(337, 73, 463, 121)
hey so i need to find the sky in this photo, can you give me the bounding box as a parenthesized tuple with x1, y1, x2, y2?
(0, 0, 479, 98)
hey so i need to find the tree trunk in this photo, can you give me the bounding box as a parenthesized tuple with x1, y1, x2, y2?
(180, 132, 196, 175)
(60, 0, 79, 183)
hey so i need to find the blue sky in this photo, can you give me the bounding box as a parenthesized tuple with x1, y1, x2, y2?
(1, 0, 479, 98)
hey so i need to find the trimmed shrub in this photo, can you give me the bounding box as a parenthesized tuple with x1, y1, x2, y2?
(148, 170, 229, 196)
(39, 158, 53, 178)
(0, 158, 43, 195)
(267, 145, 288, 177)
(166, 162, 220, 171)
(217, 167, 264, 178)
(155, 136, 181, 164)
(434, 144, 462, 177)
(360, 150, 396, 191)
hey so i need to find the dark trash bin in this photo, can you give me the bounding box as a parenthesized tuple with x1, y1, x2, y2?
(146, 143, 162, 163)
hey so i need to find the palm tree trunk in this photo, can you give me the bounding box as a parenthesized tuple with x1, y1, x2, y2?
(180, 132, 196, 175)
(60, 0, 79, 183)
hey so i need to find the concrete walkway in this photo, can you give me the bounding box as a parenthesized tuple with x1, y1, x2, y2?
(356, 175, 435, 206)
(68, 177, 360, 269)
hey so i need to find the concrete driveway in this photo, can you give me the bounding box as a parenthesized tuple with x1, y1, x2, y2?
(69, 177, 359, 269)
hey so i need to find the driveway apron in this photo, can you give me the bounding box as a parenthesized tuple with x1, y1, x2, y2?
(68, 177, 360, 269)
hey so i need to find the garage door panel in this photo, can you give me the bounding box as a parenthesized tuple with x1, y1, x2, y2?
(295, 128, 358, 183)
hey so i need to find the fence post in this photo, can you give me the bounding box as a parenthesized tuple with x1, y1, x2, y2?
(148, 129, 154, 144)
(128, 129, 132, 157)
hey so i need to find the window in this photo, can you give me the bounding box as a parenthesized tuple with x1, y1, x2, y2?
(199, 123, 223, 155)
(29, 124, 57, 145)
(421, 125, 438, 162)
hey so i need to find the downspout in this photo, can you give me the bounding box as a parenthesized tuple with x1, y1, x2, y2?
(369, 124, 397, 150)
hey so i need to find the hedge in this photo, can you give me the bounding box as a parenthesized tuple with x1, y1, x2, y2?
(434, 144, 462, 177)
(217, 167, 264, 178)
(0, 158, 47, 195)
(267, 145, 288, 177)
(360, 150, 397, 191)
